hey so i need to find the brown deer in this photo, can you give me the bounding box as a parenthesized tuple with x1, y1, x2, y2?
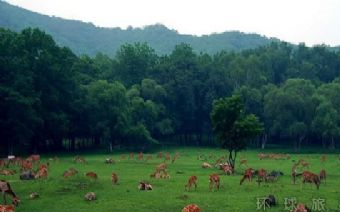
(138, 152, 144, 161)
(0, 204, 15, 212)
(146, 155, 153, 161)
(21, 160, 33, 171)
(129, 153, 134, 160)
(156, 163, 167, 172)
(185, 176, 198, 191)
(240, 168, 254, 185)
(319, 169, 326, 184)
(157, 152, 163, 159)
(85, 172, 98, 180)
(111, 173, 118, 185)
(27, 154, 40, 163)
(171, 152, 180, 164)
(257, 169, 266, 185)
(35, 167, 48, 179)
(0, 180, 20, 206)
(182, 204, 201, 212)
(301, 171, 320, 189)
(63, 168, 78, 178)
(209, 173, 220, 191)
(222, 164, 233, 175)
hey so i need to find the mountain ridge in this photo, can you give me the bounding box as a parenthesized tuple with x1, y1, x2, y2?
(0, 0, 286, 56)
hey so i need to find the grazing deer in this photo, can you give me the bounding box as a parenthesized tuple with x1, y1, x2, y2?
(0, 180, 20, 206)
(240, 168, 254, 185)
(182, 204, 201, 212)
(111, 173, 118, 185)
(222, 164, 233, 175)
(319, 169, 326, 184)
(85, 172, 98, 180)
(0, 204, 15, 212)
(257, 169, 266, 185)
(209, 173, 220, 191)
(301, 171, 320, 189)
(129, 153, 134, 160)
(185, 176, 198, 191)
(157, 152, 163, 159)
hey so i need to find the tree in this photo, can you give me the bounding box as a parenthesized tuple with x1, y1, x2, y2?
(211, 95, 263, 169)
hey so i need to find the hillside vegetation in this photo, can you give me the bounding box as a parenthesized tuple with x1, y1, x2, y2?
(0, 0, 278, 56)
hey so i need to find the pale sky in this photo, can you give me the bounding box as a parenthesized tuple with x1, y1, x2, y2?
(5, 0, 340, 46)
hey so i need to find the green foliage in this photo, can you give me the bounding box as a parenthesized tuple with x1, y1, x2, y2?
(211, 95, 263, 168)
(0, 1, 277, 56)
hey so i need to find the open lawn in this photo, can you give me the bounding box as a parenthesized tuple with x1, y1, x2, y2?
(1, 147, 340, 212)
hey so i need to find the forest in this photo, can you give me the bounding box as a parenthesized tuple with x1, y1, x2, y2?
(1, 27, 340, 155)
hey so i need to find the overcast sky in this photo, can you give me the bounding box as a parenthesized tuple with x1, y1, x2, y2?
(5, 0, 340, 46)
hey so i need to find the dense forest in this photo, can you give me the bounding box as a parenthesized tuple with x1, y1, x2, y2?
(1, 27, 340, 155)
(0, 0, 279, 56)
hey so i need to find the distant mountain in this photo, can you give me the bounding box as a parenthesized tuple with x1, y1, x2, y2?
(0, 0, 279, 56)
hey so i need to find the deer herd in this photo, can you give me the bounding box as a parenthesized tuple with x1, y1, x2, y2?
(0, 151, 334, 212)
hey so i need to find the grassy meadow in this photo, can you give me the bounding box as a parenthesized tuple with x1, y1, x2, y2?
(2, 147, 340, 212)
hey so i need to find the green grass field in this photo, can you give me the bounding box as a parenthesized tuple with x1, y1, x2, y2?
(2, 147, 340, 212)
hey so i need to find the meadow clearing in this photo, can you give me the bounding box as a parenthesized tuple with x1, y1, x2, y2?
(1, 147, 340, 212)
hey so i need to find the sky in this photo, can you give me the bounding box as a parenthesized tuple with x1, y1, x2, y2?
(5, 0, 340, 46)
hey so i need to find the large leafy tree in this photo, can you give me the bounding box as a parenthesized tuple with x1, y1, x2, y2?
(211, 95, 263, 169)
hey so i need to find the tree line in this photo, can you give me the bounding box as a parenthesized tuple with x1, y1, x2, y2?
(1, 27, 340, 155)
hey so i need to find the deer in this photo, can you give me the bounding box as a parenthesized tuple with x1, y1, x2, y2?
(35, 167, 48, 179)
(319, 169, 326, 184)
(63, 168, 78, 178)
(209, 173, 220, 191)
(138, 152, 143, 161)
(185, 176, 198, 191)
(0, 204, 15, 212)
(85, 172, 98, 180)
(164, 153, 171, 162)
(156, 163, 167, 172)
(240, 168, 254, 185)
(0, 180, 20, 206)
(27, 154, 40, 163)
(111, 172, 118, 185)
(172, 152, 180, 164)
(222, 163, 233, 175)
(129, 153, 134, 160)
(157, 152, 163, 159)
(301, 171, 320, 189)
(256, 169, 266, 186)
(182, 204, 201, 212)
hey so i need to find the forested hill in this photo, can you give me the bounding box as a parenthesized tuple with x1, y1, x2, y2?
(0, 0, 278, 56)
